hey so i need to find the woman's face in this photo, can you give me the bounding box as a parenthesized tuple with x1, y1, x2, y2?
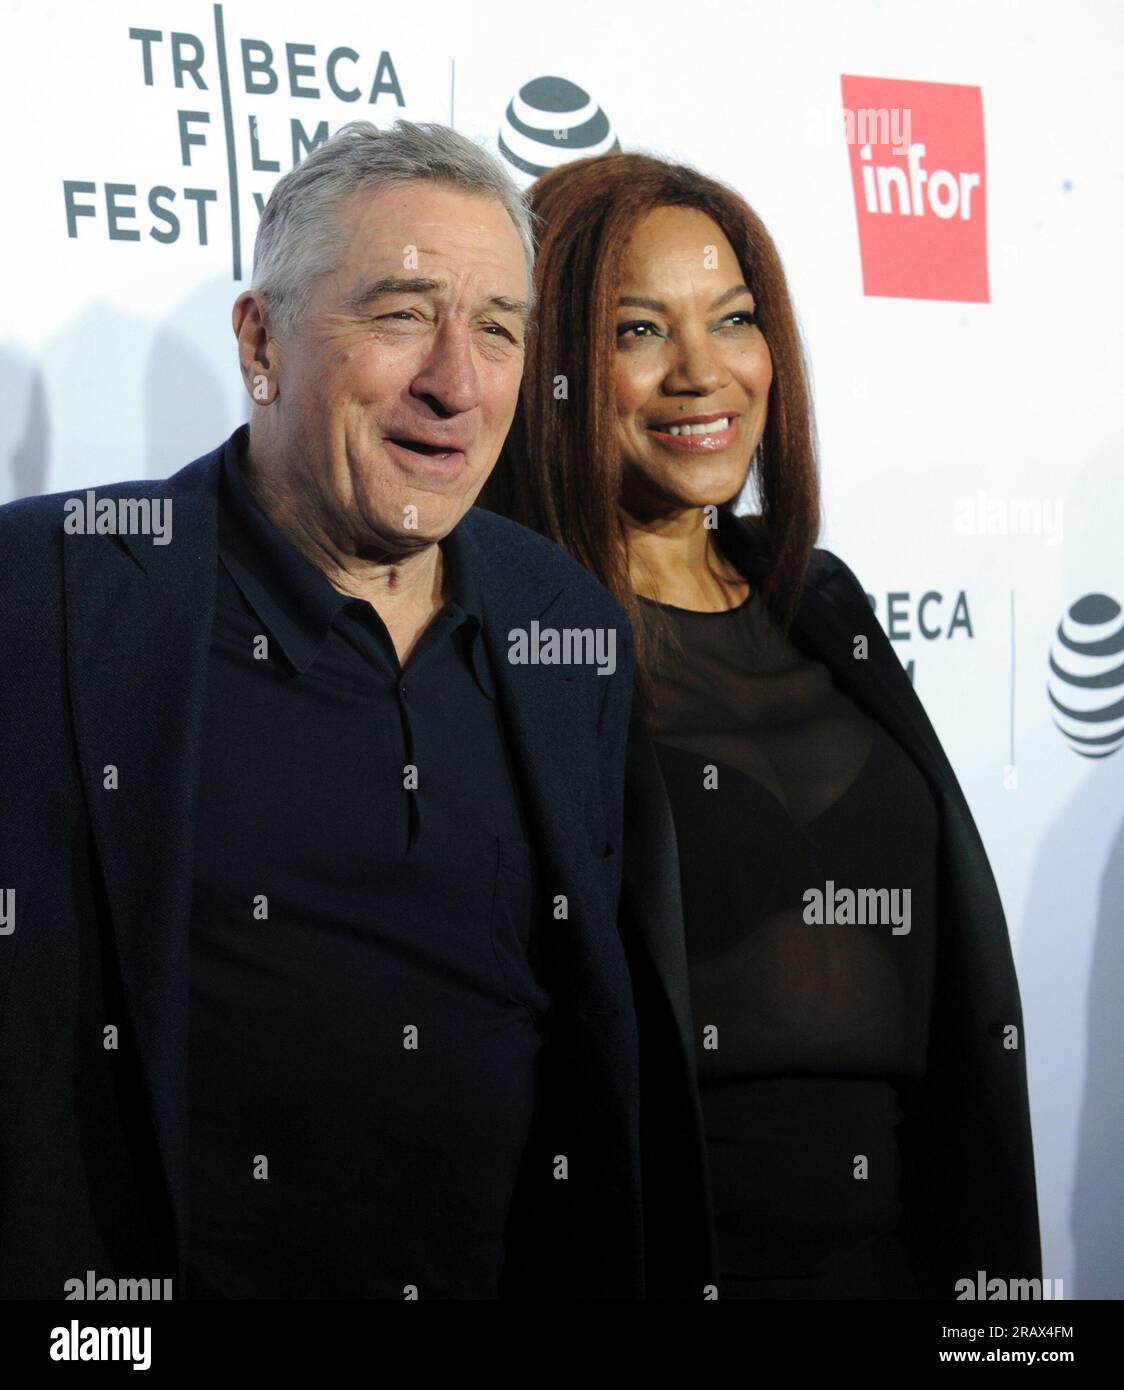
(614, 206, 773, 520)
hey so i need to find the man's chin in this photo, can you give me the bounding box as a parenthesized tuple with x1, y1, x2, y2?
(355, 496, 473, 556)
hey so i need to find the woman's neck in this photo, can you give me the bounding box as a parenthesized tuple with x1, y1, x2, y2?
(622, 505, 749, 612)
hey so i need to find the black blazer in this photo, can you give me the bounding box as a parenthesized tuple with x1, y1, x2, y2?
(0, 427, 644, 1300)
(622, 509, 1043, 1299)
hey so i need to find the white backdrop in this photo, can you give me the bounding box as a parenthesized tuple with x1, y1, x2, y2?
(2, 0, 1122, 1298)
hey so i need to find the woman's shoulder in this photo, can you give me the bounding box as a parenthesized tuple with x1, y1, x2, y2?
(723, 510, 867, 600)
(806, 544, 868, 599)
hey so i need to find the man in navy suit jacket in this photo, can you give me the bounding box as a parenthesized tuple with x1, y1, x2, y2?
(0, 120, 642, 1299)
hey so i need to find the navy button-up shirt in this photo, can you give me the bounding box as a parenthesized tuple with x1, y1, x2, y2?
(186, 427, 551, 1298)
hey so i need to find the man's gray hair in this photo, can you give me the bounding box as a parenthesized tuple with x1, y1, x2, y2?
(250, 119, 537, 331)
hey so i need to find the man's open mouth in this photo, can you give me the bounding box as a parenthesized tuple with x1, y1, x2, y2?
(386, 437, 461, 458)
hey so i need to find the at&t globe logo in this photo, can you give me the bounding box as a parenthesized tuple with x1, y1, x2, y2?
(498, 76, 619, 185)
(1048, 593, 1124, 759)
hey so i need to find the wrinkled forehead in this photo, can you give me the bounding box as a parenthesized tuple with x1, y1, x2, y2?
(331, 182, 530, 297)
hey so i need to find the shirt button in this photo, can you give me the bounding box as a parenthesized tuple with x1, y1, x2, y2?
(400, 682, 408, 700)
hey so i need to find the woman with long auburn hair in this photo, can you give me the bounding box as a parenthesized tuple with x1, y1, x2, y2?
(482, 151, 1041, 1300)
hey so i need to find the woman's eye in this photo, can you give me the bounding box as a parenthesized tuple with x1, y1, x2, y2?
(617, 313, 755, 341)
(617, 320, 662, 340)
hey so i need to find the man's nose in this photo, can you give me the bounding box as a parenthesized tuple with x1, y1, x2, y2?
(410, 321, 483, 417)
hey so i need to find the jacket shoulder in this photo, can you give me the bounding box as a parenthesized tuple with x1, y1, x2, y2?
(0, 434, 227, 526)
(0, 476, 174, 567)
(0, 470, 189, 527)
(0, 480, 141, 516)
(725, 511, 866, 601)
(463, 506, 629, 623)
(806, 545, 869, 599)
(0, 482, 136, 562)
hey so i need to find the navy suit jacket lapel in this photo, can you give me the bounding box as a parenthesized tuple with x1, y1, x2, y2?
(463, 515, 635, 1017)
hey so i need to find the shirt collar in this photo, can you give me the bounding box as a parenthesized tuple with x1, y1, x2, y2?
(218, 424, 490, 688)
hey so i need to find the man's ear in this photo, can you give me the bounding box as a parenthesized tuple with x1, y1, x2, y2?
(232, 290, 280, 405)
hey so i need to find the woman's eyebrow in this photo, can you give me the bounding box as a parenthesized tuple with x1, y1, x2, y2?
(710, 283, 755, 310)
(617, 283, 755, 313)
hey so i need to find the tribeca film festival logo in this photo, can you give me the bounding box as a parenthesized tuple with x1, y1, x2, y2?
(62, 7, 405, 278)
(497, 75, 619, 187)
(840, 75, 988, 302)
(1047, 593, 1124, 759)
(863, 587, 974, 686)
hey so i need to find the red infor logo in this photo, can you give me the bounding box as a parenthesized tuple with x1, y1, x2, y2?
(841, 75, 988, 303)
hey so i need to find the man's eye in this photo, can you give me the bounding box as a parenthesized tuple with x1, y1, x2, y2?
(482, 323, 516, 341)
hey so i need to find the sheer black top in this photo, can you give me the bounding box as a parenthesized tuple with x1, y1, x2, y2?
(637, 584, 940, 1298)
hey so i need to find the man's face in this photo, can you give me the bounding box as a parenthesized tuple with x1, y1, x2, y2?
(261, 181, 530, 552)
